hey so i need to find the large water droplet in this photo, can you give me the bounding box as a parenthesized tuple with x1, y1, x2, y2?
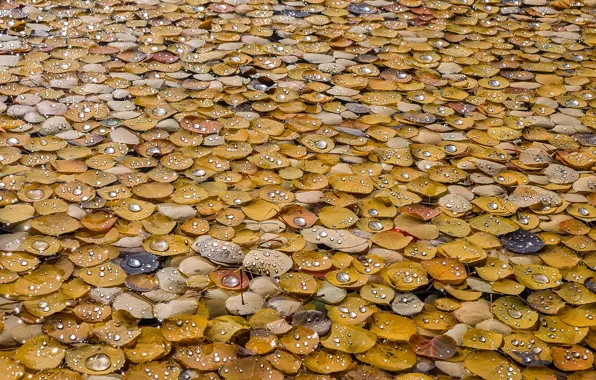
(445, 144, 457, 153)
(32, 240, 50, 251)
(314, 140, 328, 149)
(532, 273, 550, 284)
(368, 221, 383, 231)
(25, 189, 45, 200)
(128, 203, 141, 212)
(507, 308, 522, 319)
(221, 274, 240, 287)
(293, 217, 306, 227)
(85, 353, 112, 372)
(149, 239, 169, 252)
(127, 258, 142, 268)
(152, 107, 167, 116)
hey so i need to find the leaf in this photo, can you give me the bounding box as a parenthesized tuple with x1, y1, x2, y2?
(408, 334, 457, 360)
(16, 336, 65, 370)
(321, 323, 377, 353)
(464, 351, 522, 380)
(355, 341, 416, 371)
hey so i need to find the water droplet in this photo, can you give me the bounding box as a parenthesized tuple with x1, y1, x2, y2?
(152, 108, 167, 116)
(532, 273, 550, 284)
(128, 203, 141, 212)
(85, 353, 112, 372)
(578, 207, 589, 216)
(221, 274, 240, 287)
(32, 240, 50, 251)
(336, 272, 351, 283)
(507, 308, 522, 319)
(293, 217, 306, 227)
(368, 221, 383, 231)
(314, 140, 328, 149)
(149, 239, 169, 252)
(127, 258, 142, 268)
(25, 189, 45, 200)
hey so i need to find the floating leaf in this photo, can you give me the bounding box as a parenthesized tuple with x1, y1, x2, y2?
(243, 249, 293, 277)
(321, 323, 376, 353)
(65, 344, 125, 375)
(500, 230, 545, 254)
(552, 346, 594, 371)
(513, 265, 562, 290)
(15, 336, 65, 370)
(220, 356, 283, 380)
(462, 328, 503, 350)
(408, 334, 457, 360)
(123, 362, 181, 380)
(301, 226, 369, 253)
(535, 316, 589, 344)
(280, 326, 319, 355)
(175, 342, 237, 370)
(356, 341, 416, 372)
(464, 351, 522, 380)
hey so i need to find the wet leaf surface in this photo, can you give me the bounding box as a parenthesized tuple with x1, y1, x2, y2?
(0, 1, 594, 378)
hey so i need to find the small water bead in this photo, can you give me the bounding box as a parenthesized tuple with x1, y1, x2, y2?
(336, 272, 351, 283)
